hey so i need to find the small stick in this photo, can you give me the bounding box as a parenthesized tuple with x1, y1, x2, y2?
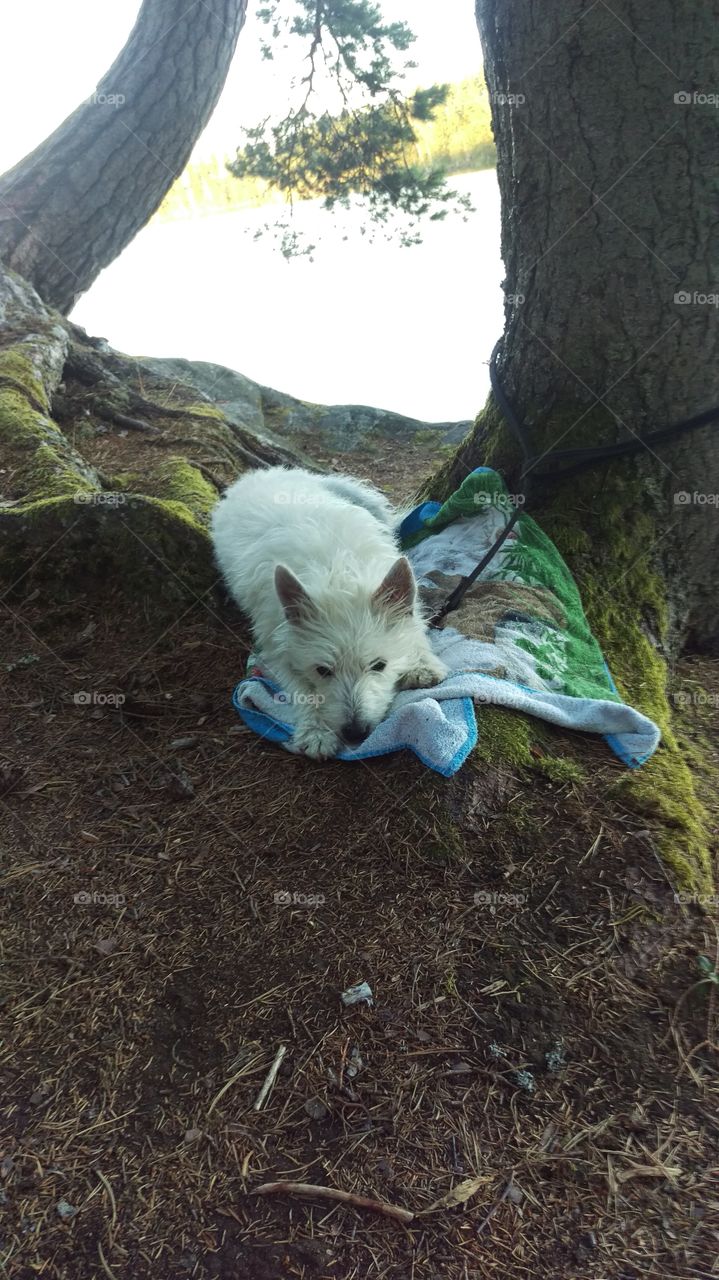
(253, 1181, 415, 1223)
(207, 1052, 264, 1116)
(253, 1044, 287, 1111)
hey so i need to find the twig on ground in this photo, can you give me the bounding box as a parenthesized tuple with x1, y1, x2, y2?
(253, 1181, 415, 1223)
(253, 1043, 287, 1111)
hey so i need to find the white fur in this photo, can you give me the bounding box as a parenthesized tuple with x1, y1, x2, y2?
(211, 467, 448, 758)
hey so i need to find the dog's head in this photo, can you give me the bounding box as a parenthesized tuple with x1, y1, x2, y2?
(273, 557, 425, 747)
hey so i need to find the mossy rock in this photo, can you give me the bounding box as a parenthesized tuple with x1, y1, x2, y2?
(0, 265, 303, 610)
(0, 494, 214, 605)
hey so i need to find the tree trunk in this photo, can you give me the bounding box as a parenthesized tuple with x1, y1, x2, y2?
(441, 0, 719, 653)
(0, 0, 248, 314)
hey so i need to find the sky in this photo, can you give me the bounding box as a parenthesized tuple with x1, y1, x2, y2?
(0, 1, 483, 173)
(0, 2, 491, 420)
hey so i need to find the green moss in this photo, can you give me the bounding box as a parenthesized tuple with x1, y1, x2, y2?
(533, 756, 587, 784)
(137, 457, 217, 524)
(22, 443, 95, 500)
(108, 471, 139, 492)
(183, 402, 225, 421)
(0, 494, 213, 607)
(0, 347, 49, 410)
(560, 490, 711, 890)
(0, 346, 224, 613)
(0, 385, 48, 447)
(0, 365, 97, 503)
(471, 709, 585, 784)
(474, 705, 535, 767)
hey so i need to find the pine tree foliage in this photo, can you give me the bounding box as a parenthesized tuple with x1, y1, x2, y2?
(227, 0, 474, 250)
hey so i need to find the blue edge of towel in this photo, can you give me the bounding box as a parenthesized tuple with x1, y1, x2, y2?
(232, 475, 649, 773)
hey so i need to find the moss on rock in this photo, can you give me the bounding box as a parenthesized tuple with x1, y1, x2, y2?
(0, 322, 230, 610)
(0, 347, 99, 503)
(135, 457, 218, 524)
(0, 494, 213, 606)
(0, 346, 51, 410)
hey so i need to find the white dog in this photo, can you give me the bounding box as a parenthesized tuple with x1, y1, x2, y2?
(211, 467, 448, 758)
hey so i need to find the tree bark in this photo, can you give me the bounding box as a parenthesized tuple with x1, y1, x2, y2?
(442, 0, 719, 652)
(0, 0, 248, 314)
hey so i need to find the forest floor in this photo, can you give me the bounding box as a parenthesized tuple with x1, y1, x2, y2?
(2, 438, 718, 1280)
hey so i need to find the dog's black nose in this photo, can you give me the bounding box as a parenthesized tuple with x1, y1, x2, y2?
(342, 720, 370, 747)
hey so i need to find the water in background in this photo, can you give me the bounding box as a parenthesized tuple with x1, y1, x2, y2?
(72, 170, 503, 423)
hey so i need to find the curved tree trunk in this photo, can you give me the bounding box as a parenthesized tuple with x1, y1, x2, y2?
(440, 0, 719, 652)
(0, 0, 248, 314)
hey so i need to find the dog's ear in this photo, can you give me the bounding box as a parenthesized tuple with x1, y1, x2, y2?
(275, 564, 315, 624)
(372, 556, 416, 614)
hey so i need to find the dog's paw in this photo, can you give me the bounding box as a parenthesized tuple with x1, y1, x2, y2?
(293, 723, 341, 760)
(397, 656, 449, 690)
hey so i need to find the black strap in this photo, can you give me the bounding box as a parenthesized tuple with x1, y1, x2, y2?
(428, 339, 719, 627)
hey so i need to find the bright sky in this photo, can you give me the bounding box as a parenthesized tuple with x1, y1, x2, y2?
(0, 1, 483, 173)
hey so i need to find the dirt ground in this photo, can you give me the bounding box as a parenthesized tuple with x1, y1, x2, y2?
(2, 455, 718, 1278)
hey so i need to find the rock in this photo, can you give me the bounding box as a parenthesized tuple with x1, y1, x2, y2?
(141, 356, 471, 457)
(513, 1069, 536, 1093)
(304, 1098, 329, 1120)
(544, 1041, 566, 1073)
(93, 937, 118, 956)
(341, 981, 373, 1007)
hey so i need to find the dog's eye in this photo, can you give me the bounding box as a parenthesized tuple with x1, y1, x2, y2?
(315, 665, 334, 679)
(370, 660, 387, 672)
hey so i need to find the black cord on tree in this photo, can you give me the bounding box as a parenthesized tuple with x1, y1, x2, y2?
(428, 339, 719, 628)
